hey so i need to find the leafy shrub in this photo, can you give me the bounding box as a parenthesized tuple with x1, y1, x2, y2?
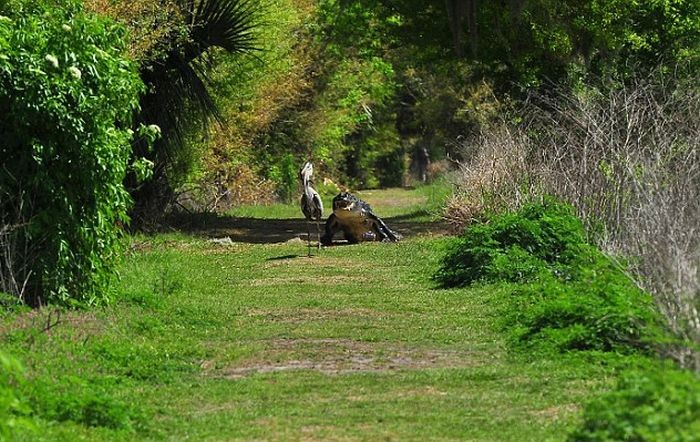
(0, 0, 144, 305)
(436, 200, 665, 354)
(0, 352, 33, 438)
(435, 199, 590, 287)
(508, 272, 661, 354)
(570, 365, 700, 441)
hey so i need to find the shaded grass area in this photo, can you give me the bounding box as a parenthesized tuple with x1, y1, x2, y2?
(0, 186, 641, 440)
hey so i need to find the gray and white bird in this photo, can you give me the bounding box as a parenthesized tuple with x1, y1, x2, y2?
(299, 161, 324, 256)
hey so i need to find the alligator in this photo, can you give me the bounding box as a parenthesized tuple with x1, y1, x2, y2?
(320, 192, 401, 245)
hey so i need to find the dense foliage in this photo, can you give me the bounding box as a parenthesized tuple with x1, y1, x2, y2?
(436, 201, 591, 286)
(100, 0, 700, 213)
(331, 0, 700, 86)
(0, 0, 144, 305)
(570, 365, 700, 441)
(435, 200, 664, 354)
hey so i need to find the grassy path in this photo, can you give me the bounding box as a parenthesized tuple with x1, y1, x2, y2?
(3, 186, 618, 440)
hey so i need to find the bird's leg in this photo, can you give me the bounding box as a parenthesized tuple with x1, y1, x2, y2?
(307, 221, 312, 257)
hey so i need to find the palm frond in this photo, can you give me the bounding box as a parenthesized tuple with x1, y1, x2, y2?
(192, 0, 258, 56)
(132, 0, 260, 185)
(129, 0, 260, 224)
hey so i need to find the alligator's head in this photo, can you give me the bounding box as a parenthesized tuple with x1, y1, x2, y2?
(330, 192, 376, 241)
(331, 191, 361, 213)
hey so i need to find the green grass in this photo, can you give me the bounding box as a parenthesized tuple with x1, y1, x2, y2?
(0, 185, 650, 441)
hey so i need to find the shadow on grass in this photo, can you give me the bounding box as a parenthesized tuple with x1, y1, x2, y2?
(266, 254, 302, 261)
(158, 211, 447, 244)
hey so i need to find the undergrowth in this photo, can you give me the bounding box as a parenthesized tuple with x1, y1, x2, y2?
(0, 351, 149, 437)
(570, 364, 700, 442)
(25, 376, 144, 431)
(435, 198, 665, 354)
(436, 198, 700, 440)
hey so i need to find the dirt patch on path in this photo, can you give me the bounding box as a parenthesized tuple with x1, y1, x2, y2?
(210, 338, 486, 379)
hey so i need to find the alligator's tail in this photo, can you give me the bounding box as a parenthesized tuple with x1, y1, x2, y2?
(375, 217, 402, 242)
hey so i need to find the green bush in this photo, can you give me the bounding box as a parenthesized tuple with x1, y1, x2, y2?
(507, 271, 661, 354)
(435, 199, 665, 354)
(570, 365, 700, 441)
(0, 0, 144, 305)
(435, 199, 591, 287)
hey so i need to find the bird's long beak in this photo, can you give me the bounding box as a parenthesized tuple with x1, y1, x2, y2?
(299, 162, 313, 184)
(299, 161, 314, 185)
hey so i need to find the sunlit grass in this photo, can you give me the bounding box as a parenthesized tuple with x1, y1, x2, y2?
(0, 185, 646, 441)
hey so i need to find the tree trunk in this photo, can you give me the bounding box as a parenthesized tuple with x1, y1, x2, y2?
(445, 0, 465, 57)
(467, 0, 477, 57)
(446, 0, 478, 58)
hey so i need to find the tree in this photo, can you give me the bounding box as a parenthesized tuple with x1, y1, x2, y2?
(445, 0, 477, 57)
(0, 0, 144, 305)
(126, 0, 259, 226)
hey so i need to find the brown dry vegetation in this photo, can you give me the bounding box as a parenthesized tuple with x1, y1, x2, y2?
(445, 74, 700, 369)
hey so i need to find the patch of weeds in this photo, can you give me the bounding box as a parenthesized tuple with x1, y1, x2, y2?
(0, 352, 34, 439)
(25, 375, 145, 431)
(131, 315, 166, 336)
(118, 288, 160, 309)
(152, 267, 183, 299)
(569, 363, 700, 441)
(89, 339, 195, 382)
(118, 267, 182, 309)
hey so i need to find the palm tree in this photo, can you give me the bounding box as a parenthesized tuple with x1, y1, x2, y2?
(129, 0, 259, 226)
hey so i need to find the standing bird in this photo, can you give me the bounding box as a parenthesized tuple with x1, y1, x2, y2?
(299, 161, 324, 256)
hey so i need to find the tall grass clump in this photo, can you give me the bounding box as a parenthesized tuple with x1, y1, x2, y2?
(446, 72, 700, 368)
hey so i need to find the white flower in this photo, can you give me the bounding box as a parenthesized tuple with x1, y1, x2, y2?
(148, 124, 161, 135)
(62, 24, 72, 32)
(45, 54, 59, 69)
(68, 66, 81, 80)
